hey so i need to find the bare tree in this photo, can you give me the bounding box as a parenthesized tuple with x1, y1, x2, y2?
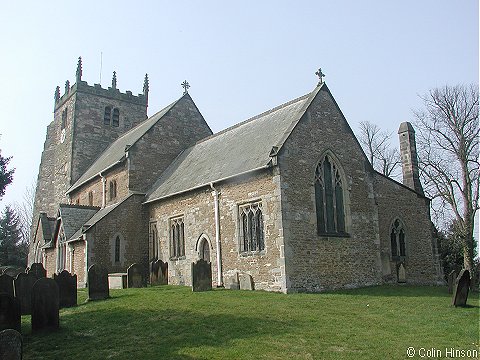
(414, 84, 479, 272)
(13, 180, 36, 244)
(358, 121, 401, 178)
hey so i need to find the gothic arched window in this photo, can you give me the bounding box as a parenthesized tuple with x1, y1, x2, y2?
(114, 236, 121, 263)
(315, 154, 346, 235)
(104, 106, 111, 125)
(391, 219, 406, 258)
(240, 202, 264, 253)
(112, 108, 120, 127)
(170, 217, 185, 259)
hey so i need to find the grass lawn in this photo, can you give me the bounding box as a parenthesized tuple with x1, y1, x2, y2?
(21, 285, 479, 360)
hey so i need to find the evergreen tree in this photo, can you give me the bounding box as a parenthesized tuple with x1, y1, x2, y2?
(0, 206, 25, 266)
(0, 149, 14, 199)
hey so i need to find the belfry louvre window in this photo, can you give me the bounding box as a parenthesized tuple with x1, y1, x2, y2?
(112, 108, 120, 127)
(170, 217, 185, 258)
(391, 219, 406, 258)
(315, 154, 346, 235)
(239, 202, 265, 253)
(104, 106, 111, 125)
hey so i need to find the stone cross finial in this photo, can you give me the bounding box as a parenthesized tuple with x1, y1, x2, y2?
(112, 71, 117, 89)
(181, 80, 190, 94)
(65, 80, 70, 94)
(315, 68, 325, 85)
(54, 86, 60, 103)
(76, 57, 82, 82)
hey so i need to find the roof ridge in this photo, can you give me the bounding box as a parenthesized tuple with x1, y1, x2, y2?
(193, 91, 312, 146)
(59, 203, 101, 210)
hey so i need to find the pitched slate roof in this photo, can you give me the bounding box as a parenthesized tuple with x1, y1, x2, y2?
(145, 85, 323, 203)
(58, 204, 100, 241)
(67, 97, 182, 193)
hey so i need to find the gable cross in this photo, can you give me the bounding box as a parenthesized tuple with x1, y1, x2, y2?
(315, 68, 325, 84)
(181, 80, 190, 94)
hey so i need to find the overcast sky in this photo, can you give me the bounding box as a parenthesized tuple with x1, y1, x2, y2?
(0, 1, 478, 229)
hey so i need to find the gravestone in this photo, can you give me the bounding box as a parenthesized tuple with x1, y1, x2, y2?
(397, 263, 406, 283)
(53, 270, 77, 308)
(452, 269, 471, 307)
(0, 329, 22, 360)
(0, 274, 15, 298)
(447, 270, 457, 294)
(0, 294, 21, 332)
(14, 273, 37, 315)
(31, 278, 59, 332)
(239, 273, 254, 290)
(27, 263, 46, 280)
(87, 265, 109, 301)
(127, 263, 146, 288)
(191, 259, 212, 292)
(225, 272, 240, 290)
(151, 260, 168, 286)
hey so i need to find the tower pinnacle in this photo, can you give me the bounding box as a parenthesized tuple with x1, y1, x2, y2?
(76, 57, 82, 82)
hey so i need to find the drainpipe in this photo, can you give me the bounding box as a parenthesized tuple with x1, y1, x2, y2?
(99, 172, 106, 208)
(210, 183, 223, 287)
(84, 235, 89, 288)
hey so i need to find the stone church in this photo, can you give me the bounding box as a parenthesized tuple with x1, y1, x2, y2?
(29, 59, 443, 292)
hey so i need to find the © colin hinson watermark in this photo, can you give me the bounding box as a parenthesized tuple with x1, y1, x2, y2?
(406, 347, 479, 358)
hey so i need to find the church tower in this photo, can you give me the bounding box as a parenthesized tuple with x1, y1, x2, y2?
(31, 57, 149, 235)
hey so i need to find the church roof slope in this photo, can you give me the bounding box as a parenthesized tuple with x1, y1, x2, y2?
(58, 204, 100, 240)
(67, 97, 182, 193)
(145, 85, 322, 203)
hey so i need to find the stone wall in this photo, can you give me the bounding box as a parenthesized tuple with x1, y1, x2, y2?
(278, 87, 382, 292)
(70, 241, 86, 287)
(86, 194, 148, 275)
(43, 248, 56, 278)
(148, 169, 286, 291)
(374, 173, 442, 285)
(128, 94, 212, 193)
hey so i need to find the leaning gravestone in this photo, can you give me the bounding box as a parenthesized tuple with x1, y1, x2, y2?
(150, 260, 168, 285)
(0, 294, 21, 332)
(31, 278, 59, 332)
(150, 260, 160, 285)
(191, 259, 212, 292)
(0, 274, 15, 298)
(14, 273, 37, 315)
(452, 269, 471, 307)
(447, 270, 457, 294)
(0, 329, 22, 360)
(27, 263, 46, 280)
(397, 263, 406, 283)
(87, 265, 109, 301)
(225, 272, 240, 290)
(239, 273, 255, 290)
(54, 270, 77, 308)
(127, 263, 146, 288)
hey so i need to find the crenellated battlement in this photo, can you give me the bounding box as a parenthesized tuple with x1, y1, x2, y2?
(54, 57, 148, 111)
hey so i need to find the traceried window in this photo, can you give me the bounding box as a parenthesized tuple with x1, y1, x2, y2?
(104, 106, 111, 125)
(170, 217, 185, 259)
(149, 221, 158, 260)
(114, 236, 121, 263)
(315, 154, 347, 235)
(112, 108, 120, 127)
(109, 180, 117, 201)
(391, 219, 406, 258)
(239, 202, 264, 253)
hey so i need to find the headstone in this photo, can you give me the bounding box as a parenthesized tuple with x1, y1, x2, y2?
(14, 273, 37, 315)
(452, 269, 471, 307)
(397, 263, 406, 283)
(191, 259, 212, 292)
(239, 273, 255, 290)
(87, 265, 109, 301)
(31, 278, 59, 332)
(53, 270, 77, 308)
(447, 270, 457, 294)
(0, 329, 22, 360)
(225, 272, 240, 290)
(127, 263, 146, 288)
(0, 294, 21, 332)
(150, 260, 168, 286)
(27, 263, 46, 280)
(0, 274, 15, 298)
